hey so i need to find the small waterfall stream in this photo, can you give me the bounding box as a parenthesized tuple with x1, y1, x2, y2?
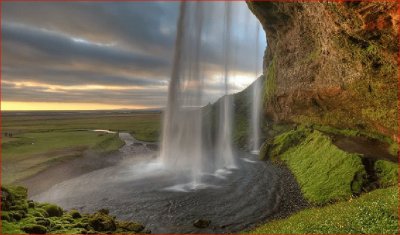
(250, 23, 263, 154)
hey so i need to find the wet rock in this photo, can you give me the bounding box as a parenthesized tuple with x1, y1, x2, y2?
(193, 219, 211, 228)
(118, 221, 145, 233)
(22, 224, 47, 234)
(98, 208, 110, 215)
(145, 229, 152, 233)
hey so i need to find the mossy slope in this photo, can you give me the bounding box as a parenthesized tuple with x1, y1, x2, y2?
(271, 128, 366, 205)
(248, 186, 398, 234)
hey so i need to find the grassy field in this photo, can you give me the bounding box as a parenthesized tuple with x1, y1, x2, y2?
(3, 111, 161, 141)
(1, 111, 161, 184)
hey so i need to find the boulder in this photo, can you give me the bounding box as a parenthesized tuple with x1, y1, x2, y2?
(88, 211, 117, 232)
(118, 221, 145, 233)
(193, 219, 211, 228)
(43, 204, 63, 217)
(21, 224, 47, 234)
(69, 209, 82, 219)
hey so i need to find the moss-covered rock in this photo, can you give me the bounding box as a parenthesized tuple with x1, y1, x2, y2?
(117, 221, 145, 233)
(35, 217, 51, 227)
(41, 203, 63, 217)
(247, 2, 398, 140)
(2, 212, 11, 222)
(1, 185, 148, 234)
(374, 160, 398, 187)
(1, 185, 27, 211)
(21, 224, 47, 234)
(69, 209, 82, 219)
(88, 209, 117, 232)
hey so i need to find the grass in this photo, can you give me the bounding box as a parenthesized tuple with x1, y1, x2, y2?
(253, 125, 398, 233)
(2, 131, 121, 160)
(248, 186, 398, 234)
(374, 160, 398, 187)
(270, 128, 307, 159)
(2, 112, 161, 142)
(276, 129, 366, 204)
(1, 111, 160, 184)
(2, 131, 124, 184)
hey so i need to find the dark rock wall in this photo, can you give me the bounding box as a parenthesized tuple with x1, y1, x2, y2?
(247, 1, 398, 140)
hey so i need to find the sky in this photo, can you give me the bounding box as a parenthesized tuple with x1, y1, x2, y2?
(2, 2, 266, 111)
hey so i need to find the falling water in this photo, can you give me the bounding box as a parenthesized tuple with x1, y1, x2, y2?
(250, 23, 262, 154)
(215, 2, 236, 169)
(160, 2, 236, 188)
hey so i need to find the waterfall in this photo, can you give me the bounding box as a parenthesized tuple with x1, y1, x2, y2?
(215, 2, 236, 169)
(250, 23, 262, 154)
(159, 2, 237, 187)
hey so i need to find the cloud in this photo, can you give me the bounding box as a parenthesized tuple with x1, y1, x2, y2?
(2, 22, 170, 71)
(2, 2, 266, 109)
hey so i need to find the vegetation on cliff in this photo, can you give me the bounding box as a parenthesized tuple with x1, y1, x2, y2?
(247, 2, 398, 140)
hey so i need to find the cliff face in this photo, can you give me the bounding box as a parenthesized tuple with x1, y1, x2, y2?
(247, 2, 398, 140)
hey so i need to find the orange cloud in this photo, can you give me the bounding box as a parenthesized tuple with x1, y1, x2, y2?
(1, 101, 155, 111)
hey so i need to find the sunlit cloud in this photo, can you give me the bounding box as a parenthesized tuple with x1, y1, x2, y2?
(2, 2, 265, 110)
(2, 101, 156, 111)
(3, 80, 167, 92)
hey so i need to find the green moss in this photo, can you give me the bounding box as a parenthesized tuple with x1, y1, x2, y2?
(292, 28, 398, 139)
(263, 58, 277, 103)
(2, 221, 24, 234)
(247, 186, 398, 234)
(117, 221, 145, 233)
(388, 141, 398, 156)
(41, 203, 63, 217)
(21, 224, 47, 234)
(1, 188, 146, 235)
(88, 210, 117, 232)
(2, 212, 11, 221)
(258, 141, 270, 160)
(374, 160, 398, 187)
(278, 130, 366, 204)
(314, 125, 360, 137)
(69, 209, 82, 219)
(271, 128, 308, 159)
